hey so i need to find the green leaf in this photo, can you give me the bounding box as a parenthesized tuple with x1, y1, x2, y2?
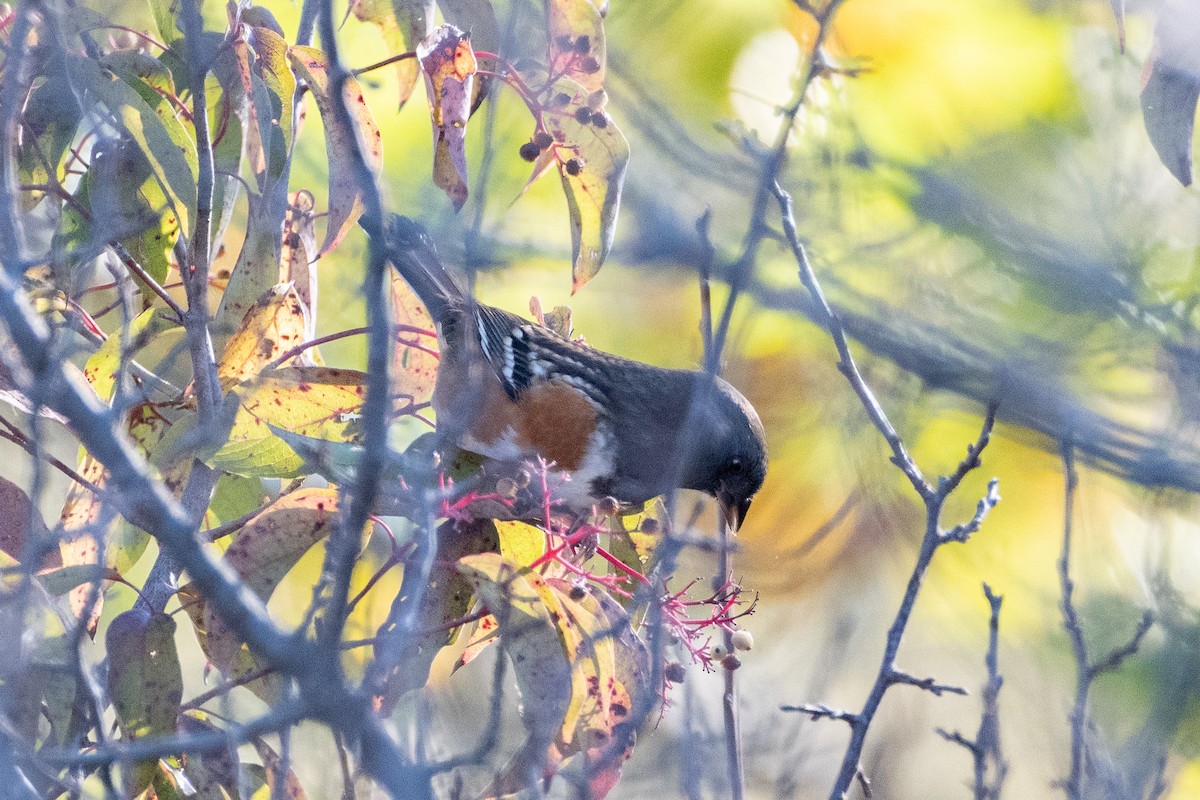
(287, 46, 383, 252)
(17, 71, 82, 212)
(219, 367, 366, 478)
(205, 473, 269, 535)
(67, 54, 198, 239)
(82, 308, 161, 404)
(106, 609, 183, 738)
(147, 0, 183, 46)
(36, 564, 107, 596)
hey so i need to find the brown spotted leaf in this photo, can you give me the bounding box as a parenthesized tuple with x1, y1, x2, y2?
(281, 191, 320, 344)
(253, 737, 309, 799)
(218, 284, 313, 389)
(178, 715, 241, 800)
(58, 453, 109, 636)
(287, 46, 384, 254)
(542, 76, 628, 291)
(199, 489, 337, 691)
(389, 270, 438, 404)
(0, 476, 52, 565)
(547, 0, 607, 92)
(375, 518, 499, 710)
(459, 553, 574, 797)
(1141, 1, 1200, 186)
(417, 25, 476, 210)
(106, 608, 184, 794)
(81, 308, 161, 404)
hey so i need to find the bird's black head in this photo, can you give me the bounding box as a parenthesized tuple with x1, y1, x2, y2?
(681, 376, 767, 530)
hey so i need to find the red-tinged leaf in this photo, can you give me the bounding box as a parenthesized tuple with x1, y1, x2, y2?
(200, 489, 338, 684)
(287, 46, 384, 254)
(351, 0, 431, 109)
(417, 25, 476, 210)
(1140, 2, 1200, 187)
(436, 0, 499, 111)
(547, 0, 607, 92)
(217, 284, 313, 389)
(542, 77, 628, 291)
(453, 612, 499, 672)
(0, 476, 52, 565)
(389, 270, 438, 404)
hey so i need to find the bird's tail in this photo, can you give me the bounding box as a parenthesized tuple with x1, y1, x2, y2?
(369, 214, 464, 323)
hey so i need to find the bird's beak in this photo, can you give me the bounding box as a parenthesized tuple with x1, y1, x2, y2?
(718, 493, 753, 531)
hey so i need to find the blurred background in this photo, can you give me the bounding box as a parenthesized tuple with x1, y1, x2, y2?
(21, 0, 1200, 797)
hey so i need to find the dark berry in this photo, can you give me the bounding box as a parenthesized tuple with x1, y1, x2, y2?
(564, 158, 583, 176)
(518, 142, 540, 162)
(533, 131, 554, 149)
(574, 106, 593, 124)
(664, 662, 687, 683)
(553, 92, 571, 106)
(579, 56, 601, 74)
(591, 113, 608, 129)
(574, 35, 591, 54)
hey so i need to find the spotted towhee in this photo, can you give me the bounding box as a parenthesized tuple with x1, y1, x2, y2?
(373, 215, 767, 529)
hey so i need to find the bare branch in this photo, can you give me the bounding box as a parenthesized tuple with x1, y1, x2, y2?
(889, 669, 968, 697)
(1058, 442, 1154, 800)
(779, 703, 860, 725)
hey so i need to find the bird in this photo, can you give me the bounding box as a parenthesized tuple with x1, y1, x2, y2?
(371, 214, 767, 530)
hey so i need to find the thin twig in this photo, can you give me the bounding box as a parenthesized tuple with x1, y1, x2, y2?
(1058, 441, 1154, 800)
(936, 583, 1008, 800)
